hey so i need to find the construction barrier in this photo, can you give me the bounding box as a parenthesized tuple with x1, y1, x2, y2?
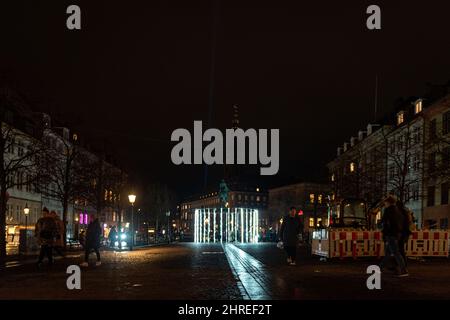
(311, 229, 449, 259)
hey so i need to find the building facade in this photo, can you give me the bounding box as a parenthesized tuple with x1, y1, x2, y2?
(329, 86, 450, 229)
(268, 182, 330, 233)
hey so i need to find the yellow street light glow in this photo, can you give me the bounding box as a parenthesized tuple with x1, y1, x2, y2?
(128, 194, 136, 204)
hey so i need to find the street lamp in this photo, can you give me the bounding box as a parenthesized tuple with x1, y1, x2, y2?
(166, 211, 170, 243)
(128, 194, 136, 248)
(23, 204, 30, 252)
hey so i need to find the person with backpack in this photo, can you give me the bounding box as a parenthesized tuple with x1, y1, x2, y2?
(279, 206, 303, 266)
(52, 211, 66, 258)
(80, 216, 102, 267)
(397, 201, 413, 267)
(35, 207, 58, 268)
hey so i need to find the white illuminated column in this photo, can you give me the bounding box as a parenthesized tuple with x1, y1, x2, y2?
(220, 208, 223, 243)
(194, 209, 197, 243)
(207, 209, 210, 243)
(233, 209, 239, 242)
(249, 209, 253, 243)
(255, 209, 259, 243)
(250, 209, 253, 243)
(213, 208, 216, 243)
(240, 208, 244, 243)
(203, 210, 206, 242)
(226, 208, 229, 242)
(199, 209, 202, 243)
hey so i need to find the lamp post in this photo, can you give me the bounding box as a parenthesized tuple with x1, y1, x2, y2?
(166, 211, 170, 243)
(137, 208, 141, 244)
(128, 194, 136, 249)
(23, 204, 30, 252)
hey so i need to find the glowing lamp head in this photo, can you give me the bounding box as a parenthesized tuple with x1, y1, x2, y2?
(23, 205, 30, 215)
(128, 194, 136, 204)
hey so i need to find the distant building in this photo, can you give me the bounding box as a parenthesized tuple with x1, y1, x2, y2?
(268, 182, 330, 233)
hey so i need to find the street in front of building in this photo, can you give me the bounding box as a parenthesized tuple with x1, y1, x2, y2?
(1, 243, 449, 300)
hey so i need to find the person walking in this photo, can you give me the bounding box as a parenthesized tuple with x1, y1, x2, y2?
(397, 201, 413, 267)
(279, 206, 303, 266)
(79, 230, 86, 249)
(52, 211, 66, 257)
(108, 226, 117, 248)
(380, 195, 409, 277)
(80, 217, 102, 267)
(35, 207, 58, 268)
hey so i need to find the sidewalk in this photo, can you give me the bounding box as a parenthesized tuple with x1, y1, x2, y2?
(2, 241, 179, 268)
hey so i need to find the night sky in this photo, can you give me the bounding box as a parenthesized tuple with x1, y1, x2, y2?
(1, 0, 449, 197)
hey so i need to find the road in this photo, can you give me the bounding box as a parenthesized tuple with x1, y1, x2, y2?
(0, 243, 449, 299)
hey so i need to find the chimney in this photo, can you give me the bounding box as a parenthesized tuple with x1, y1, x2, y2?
(350, 137, 357, 147)
(337, 147, 342, 156)
(343, 142, 349, 152)
(358, 131, 366, 141)
(367, 124, 380, 135)
(62, 127, 69, 141)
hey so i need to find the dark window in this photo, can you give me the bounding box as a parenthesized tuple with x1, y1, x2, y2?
(430, 119, 437, 139)
(427, 186, 435, 207)
(428, 153, 436, 173)
(441, 183, 449, 205)
(443, 111, 450, 135)
(443, 147, 450, 169)
(440, 218, 448, 229)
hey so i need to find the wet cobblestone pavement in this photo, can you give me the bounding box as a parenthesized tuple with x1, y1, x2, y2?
(1, 242, 450, 300)
(235, 243, 450, 300)
(0, 244, 241, 300)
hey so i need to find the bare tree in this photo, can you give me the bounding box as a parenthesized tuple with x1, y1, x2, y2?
(38, 129, 86, 247)
(142, 183, 177, 231)
(79, 154, 109, 220)
(0, 117, 43, 262)
(381, 123, 423, 206)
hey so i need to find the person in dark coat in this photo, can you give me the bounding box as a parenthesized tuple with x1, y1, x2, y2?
(80, 217, 102, 267)
(380, 195, 408, 277)
(397, 201, 412, 267)
(35, 207, 58, 268)
(108, 226, 117, 248)
(279, 206, 303, 265)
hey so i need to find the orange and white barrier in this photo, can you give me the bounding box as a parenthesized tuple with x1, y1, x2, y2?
(311, 229, 449, 259)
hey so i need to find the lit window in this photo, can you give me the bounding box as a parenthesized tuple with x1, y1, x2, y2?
(256, 196, 260, 202)
(397, 111, 404, 125)
(331, 174, 335, 182)
(309, 193, 315, 203)
(318, 194, 323, 204)
(350, 162, 355, 172)
(317, 218, 322, 227)
(309, 218, 314, 227)
(415, 100, 423, 114)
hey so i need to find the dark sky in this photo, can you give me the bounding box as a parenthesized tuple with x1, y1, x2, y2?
(1, 0, 450, 197)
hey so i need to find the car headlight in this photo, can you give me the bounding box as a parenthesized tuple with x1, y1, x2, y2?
(120, 234, 126, 240)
